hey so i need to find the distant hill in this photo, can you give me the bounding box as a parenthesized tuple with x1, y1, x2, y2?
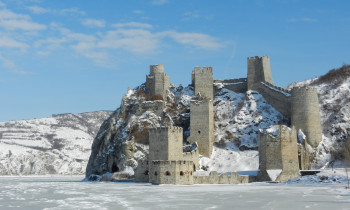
(0, 111, 112, 175)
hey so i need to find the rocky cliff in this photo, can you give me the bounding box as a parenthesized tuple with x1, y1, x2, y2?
(0, 111, 112, 175)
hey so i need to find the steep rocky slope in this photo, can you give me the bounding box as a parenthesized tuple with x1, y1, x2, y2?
(287, 65, 350, 167)
(0, 111, 112, 175)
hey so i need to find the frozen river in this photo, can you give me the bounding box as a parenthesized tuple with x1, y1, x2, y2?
(0, 176, 349, 209)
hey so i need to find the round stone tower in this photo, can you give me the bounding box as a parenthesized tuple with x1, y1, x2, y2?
(150, 64, 164, 75)
(291, 87, 322, 148)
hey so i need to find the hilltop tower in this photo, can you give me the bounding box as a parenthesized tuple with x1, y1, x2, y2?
(247, 56, 274, 90)
(145, 64, 170, 100)
(192, 66, 214, 100)
(188, 98, 214, 157)
(291, 87, 322, 148)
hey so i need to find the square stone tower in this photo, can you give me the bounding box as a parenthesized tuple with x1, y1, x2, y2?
(146, 64, 170, 100)
(258, 125, 300, 182)
(188, 98, 214, 157)
(149, 126, 183, 161)
(247, 56, 274, 90)
(192, 66, 213, 100)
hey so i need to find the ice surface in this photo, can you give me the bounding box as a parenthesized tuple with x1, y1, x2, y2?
(0, 172, 349, 209)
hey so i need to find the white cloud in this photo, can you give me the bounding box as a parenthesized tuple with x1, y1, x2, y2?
(112, 22, 153, 29)
(162, 31, 224, 50)
(98, 28, 160, 54)
(183, 10, 200, 20)
(0, 36, 28, 49)
(0, 9, 46, 30)
(28, 6, 49, 14)
(0, 55, 32, 75)
(35, 21, 225, 68)
(133, 10, 144, 14)
(60, 8, 86, 16)
(152, 0, 169, 5)
(287, 18, 317, 22)
(81, 18, 105, 28)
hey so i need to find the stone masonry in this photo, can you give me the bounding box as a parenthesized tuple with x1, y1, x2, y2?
(291, 88, 322, 148)
(257, 125, 300, 182)
(188, 66, 214, 158)
(247, 56, 273, 90)
(188, 98, 214, 157)
(192, 66, 214, 100)
(145, 64, 170, 99)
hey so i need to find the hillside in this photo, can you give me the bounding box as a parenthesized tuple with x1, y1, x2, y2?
(0, 111, 112, 175)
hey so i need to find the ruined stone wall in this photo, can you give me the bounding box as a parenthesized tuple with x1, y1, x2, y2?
(192, 66, 213, 100)
(255, 82, 291, 118)
(258, 125, 300, 182)
(188, 98, 214, 157)
(145, 64, 170, 99)
(135, 159, 149, 182)
(214, 78, 247, 94)
(247, 56, 273, 90)
(149, 127, 183, 161)
(193, 171, 249, 184)
(150, 160, 194, 185)
(278, 126, 300, 181)
(291, 87, 322, 148)
(298, 143, 311, 170)
(258, 132, 282, 171)
(136, 101, 165, 116)
(183, 147, 199, 171)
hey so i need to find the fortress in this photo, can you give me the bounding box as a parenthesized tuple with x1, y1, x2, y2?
(135, 56, 322, 184)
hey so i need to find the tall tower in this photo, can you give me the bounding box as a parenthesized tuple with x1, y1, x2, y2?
(291, 87, 322, 148)
(247, 56, 274, 90)
(192, 67, 213, 100)
(188, 98, 214, 157)
(145, 64, 170, 100)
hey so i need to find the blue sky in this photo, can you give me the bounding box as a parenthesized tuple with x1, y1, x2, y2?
(0, 0, 349, 121)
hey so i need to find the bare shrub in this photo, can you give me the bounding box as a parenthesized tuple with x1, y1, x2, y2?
(313, 65, 350, 87)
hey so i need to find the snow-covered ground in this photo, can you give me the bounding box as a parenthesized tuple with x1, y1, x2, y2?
(0, 169, 349, 209)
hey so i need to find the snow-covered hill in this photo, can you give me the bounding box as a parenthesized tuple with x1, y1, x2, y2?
(0, 111, 112, 175)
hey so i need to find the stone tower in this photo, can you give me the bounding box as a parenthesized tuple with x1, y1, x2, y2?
(145, 64, 170, 100)
(192, 66, 213, 100)
(188, 98, 214, 157)
(258, 125, 300, 182)
(149, 126, 183, 161)
(291, 87, 322, 148)
(247, 56, 274, 90)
